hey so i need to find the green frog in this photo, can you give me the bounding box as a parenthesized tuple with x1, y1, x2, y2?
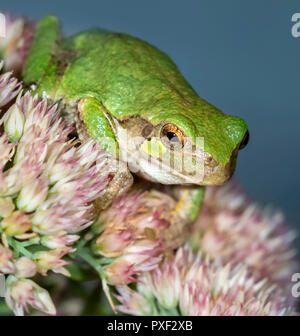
(22, 16, 249, 232)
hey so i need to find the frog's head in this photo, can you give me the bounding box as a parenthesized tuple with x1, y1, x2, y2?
(115, 102, 249, 186)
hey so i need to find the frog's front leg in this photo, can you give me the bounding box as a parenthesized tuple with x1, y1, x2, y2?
(160, 185, 205, 248)
(77, 97, 133, 210)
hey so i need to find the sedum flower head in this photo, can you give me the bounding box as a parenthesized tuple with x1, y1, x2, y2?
(115, 246, 296, 316)
(0, 14, 36, 75)
(0, 64, 111, 315)
(190, 182, 298, 290)
(92, 190, 174, 286)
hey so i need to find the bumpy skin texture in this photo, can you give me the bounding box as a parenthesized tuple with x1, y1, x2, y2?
(22, 16, 60, 95)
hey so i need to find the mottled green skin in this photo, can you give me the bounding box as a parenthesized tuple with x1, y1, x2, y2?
(23, 16, 247, 167)
(23, 16, 60, 95)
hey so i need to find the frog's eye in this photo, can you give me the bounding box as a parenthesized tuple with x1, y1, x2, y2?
(160, 123, 185, 149)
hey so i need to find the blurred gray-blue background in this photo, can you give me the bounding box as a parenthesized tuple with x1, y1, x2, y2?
(1, 0, 299, 247)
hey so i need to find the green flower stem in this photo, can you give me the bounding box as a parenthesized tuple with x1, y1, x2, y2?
(72, 237, 115, 277)
(6, 236, 34, 259)
(20, 238, 38, 247)
(68, 238, 115, 282)
(75, 237, 89, 250)
(75, 246, 103, 275)
(66, 262, 99, 282)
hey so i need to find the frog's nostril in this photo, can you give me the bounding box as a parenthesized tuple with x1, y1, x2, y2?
(239, 130, 249, 150)
(142, 124, 154, 139)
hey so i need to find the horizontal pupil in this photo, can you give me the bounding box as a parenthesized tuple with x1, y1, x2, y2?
(167, 132, 179, 142)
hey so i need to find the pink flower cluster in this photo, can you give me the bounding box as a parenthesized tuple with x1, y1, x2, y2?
(0, 65, 111, 315)
(116, 246, 296, 316)
(93, 190, 175, 286)
(191, 182, 298, 289)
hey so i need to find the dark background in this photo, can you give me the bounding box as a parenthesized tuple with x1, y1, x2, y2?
(1, 0, 299, 247)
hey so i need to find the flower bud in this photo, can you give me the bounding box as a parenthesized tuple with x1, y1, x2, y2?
(34, 248, 73, 276)
(1, 210, 31, 236)
(3, 104, 24, 142)
(0, 244, 15, 274)
(102, 259, 137, 286)
(115, 285, 153, 316)
(41, 234, 79, 249)
(5, 276, 56, 315)
(94, 229, 133, 258)
(17, 178, 48, 212)
(0, 197, 15, 218)
(14, 257, 37, 278)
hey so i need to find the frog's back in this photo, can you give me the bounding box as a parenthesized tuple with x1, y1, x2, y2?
(23, 18, 247, 170)
(58, 29, 201, 118)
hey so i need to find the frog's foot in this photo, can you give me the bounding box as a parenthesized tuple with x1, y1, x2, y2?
(170, 185, 205, 222)
(77, 97, 119, 155)
(161, 185, 205, 248)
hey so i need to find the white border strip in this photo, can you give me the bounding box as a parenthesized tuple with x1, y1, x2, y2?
(0, 13, 5, 38)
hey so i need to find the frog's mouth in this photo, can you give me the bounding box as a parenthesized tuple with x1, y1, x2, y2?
(114, 118, 236, 186)
(132, 150, 201, 185)
(131, 148, 236, 185)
